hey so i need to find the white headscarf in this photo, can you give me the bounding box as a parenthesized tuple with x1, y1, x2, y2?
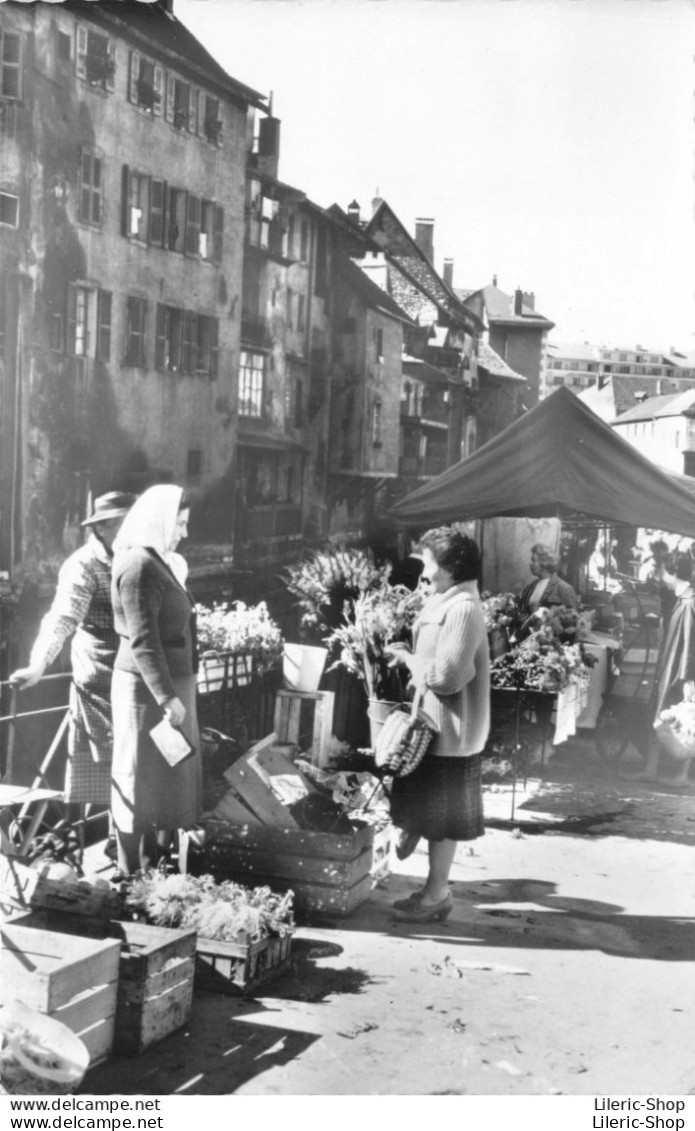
(113, 484, 189, 587)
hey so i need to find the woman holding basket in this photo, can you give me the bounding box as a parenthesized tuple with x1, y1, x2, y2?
(385, 526, 490, 923)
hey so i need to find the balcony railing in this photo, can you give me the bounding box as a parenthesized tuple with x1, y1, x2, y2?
(241, 316, 272, 348)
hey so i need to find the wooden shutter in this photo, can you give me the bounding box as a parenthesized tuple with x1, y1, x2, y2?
(165, 72, 175, 123)
(121, 165, 130, 237)
(189, 314, 199, 373)
(155, 303, 166, 371)
(128, 51, 140, 103)
(190, 87, 200, 134)
(213, 205, 224, 263)
(106, 41, 116, 92)
(91, 156, 102, 225)
(66, 284, 77, 356)
(149, 178, 165, 246)
(75, 25, 87, 79)
(96, 290, 111, 361)
(1, 32, 22, 100)
(138, 299, 147, 368)
(153, 65, 164, 116)
(210, 318, 219, 378)
(181, 311, 192, 375)
(185, 194, 201, 256)
(79, 150, 91, 223)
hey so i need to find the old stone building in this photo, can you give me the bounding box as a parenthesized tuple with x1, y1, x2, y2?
(0, 0, 265, 585)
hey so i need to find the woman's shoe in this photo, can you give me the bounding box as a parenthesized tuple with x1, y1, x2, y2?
(395, 830, 420, 860)
(391, 891, 453, 923)
(392, 891, 424, 911)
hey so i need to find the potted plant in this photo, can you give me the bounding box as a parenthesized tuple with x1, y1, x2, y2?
(136, 77, 161, 113)
(195, 601, 284, 693)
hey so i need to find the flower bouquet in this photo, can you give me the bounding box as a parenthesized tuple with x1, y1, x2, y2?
(481, 592, 523, 657)
(283, 547, 391, 640)
(490, 607, 596, 694)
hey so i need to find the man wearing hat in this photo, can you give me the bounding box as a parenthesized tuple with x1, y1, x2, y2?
(11, 492, 136, 809)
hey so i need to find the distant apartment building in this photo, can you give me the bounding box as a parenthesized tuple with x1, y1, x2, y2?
(546, 342, 695, 398)
(0, 0, 265, 582)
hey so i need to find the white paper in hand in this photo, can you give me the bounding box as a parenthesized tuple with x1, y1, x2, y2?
(150, 719, 194, 767)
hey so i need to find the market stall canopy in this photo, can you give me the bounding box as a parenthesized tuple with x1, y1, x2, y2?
(389, 387, 695, 536)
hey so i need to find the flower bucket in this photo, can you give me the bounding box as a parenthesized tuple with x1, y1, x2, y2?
(367, 697, 401, 751)
(488, 626, 510, 659)
(283, 644, 327, 692)
(197, 651, 254, 694)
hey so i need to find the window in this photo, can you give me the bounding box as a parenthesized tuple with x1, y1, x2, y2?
(128, 52, 163, 115)
(286, 288, 294, 331)
(374, 326, 384, 363)
(122, 168, 150, 241)
(48, 312, 64, 353)
(300, 219, 309, 261)
(199, 200, 224, 262)
(194, 314, 218, 376)
(155, 305, 182, 372)
(75, 26, 115, 92)
(125, 296, 147, 368)
(201, 94, 222, 145)
(165, 75, 194, 132)
(297, 294, 306, 333)
(156, 306, 217, 376)
(247, 179, 277, 249)
(96, 289, 111, 361)
(239, 351, 264, 417)
(0, 192, 19, 227)
(79, 150, 102, 226)
(57, 30, 72, 63)
(187, 449, 203, 482)
(293, 377, 304, 428)
(284, 213, 295, 259)
(67, 284, 90, 357)
(185, 193, 201, 256)
(372, 399, 383, 446)
(1, 30, 22, 100)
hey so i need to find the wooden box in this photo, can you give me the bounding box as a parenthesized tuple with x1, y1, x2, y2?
(196, 932, 293, 996)
(0, 921, 120, 1066)
(189, 819, 393, 917)
(0, 856, 121, 920)
(8, 913, 196, 1059)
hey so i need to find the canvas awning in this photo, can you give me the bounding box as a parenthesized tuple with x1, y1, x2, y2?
(389, 387, 695, 536)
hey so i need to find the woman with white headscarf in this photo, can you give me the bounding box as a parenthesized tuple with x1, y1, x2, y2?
(110, 484, 201, 875)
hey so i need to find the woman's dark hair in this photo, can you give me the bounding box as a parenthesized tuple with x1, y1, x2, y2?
(674, 554, 693, 582)
(418, 526, 480, 582)
(179, 491, 191, 512)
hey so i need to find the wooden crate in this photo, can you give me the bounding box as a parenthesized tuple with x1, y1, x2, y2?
(8, 913, 196, 1059)
(273, 690, 335, 766)
(196, 932, 293, 995)
(0, 921, 120, 1066)
(0, 856, 121, 920)
(189, 819, 392, 917)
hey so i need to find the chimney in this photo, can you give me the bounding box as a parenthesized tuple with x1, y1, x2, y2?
(372, 190, 383, 216)
(414, 218, 435, 263)
(522, 291, 535, 311)
(257, 115, 281, 179)
(514, 288, 524, 315)
(492, 274, 498, 287)
(442, 258, 454, 287)
(347, 199, 361, 225)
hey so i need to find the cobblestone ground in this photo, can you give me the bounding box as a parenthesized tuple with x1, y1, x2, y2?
(83, 734, 695, 1096)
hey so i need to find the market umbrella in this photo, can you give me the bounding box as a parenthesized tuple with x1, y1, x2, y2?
(390, 387, 695, 536)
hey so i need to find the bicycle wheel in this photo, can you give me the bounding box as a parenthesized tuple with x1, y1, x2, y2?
(595, 702, 632, 762)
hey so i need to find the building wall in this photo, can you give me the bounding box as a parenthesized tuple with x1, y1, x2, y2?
(613, 416, 688, 475)
(5, 2, 250, 579)
(490, 325, 545, 405)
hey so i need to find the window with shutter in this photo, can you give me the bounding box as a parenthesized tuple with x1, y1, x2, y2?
(96, 290, 111, 361)
(199, 200, 214, 259)
(165, 72, 175, 123)
(155, 304, 167, 371)
(125, 296, 147, 368)
(153, 65, 164, 116)
(79, 150, 102, 227)
(149, 179, 165, 246)
(76, 27, 115, 92)
(181, 310, 193, 374)
(127, 172, 149, 241)
(167, 187, 186, 252)
(213, 205, 224, 263)
(185, 193, 201, 256)
(128, 51, 140, 104)
(1, 31, 22, 100)
(210, 318, 219, 378)
(67, 284, 90, 357)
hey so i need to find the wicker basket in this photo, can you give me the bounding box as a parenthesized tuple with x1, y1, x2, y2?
(654, 717, 695, 762)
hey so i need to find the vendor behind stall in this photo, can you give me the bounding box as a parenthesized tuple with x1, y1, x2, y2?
(519, 544, 577, 617)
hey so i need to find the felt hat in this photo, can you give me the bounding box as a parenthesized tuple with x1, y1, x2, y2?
(81, 491, 137, 527)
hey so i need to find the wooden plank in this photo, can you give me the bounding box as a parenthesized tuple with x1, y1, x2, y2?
(118, 957, 195, 1006)
(52, 981, 117, 1037)
(70, 1016, 114, 1066)
(212, 790, 263, 826)
(114, 978, 194, 1056)
(312, 691, 335, 765)
(252, 747, 315, 795)
(223, 760, 300, 828)
(0, 856, 120, 919)
(196, 844, 372, 887)
(200, 816, 373, 859)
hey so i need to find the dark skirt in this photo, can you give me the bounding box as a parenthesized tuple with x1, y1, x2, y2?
(111, 670, 202, 834)
(389, 753, 484, 842)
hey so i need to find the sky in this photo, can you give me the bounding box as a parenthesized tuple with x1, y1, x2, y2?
(175, 0, 695, 353)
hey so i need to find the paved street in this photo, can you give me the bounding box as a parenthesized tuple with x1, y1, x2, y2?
(83, 738, 695, 1097)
